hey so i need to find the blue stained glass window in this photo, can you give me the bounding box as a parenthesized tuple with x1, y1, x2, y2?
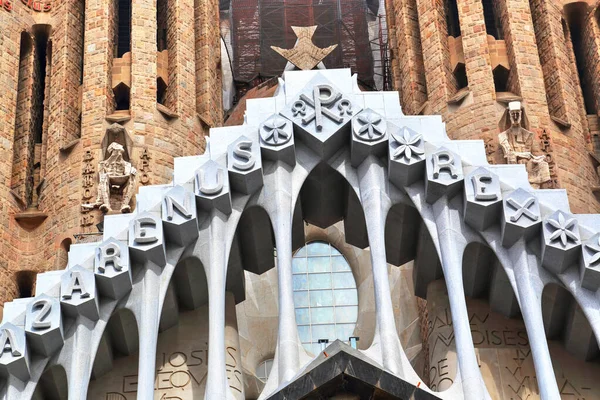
(292, 241, 359, 355)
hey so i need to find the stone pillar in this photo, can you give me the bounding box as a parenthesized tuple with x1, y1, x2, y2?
(388, 0, 428, 115)
(131, 0, 157, 119)
(168, 0, 197, 118)
(225, 291, 245, 399)
(415, 0, 451, 115)
(426, 279, 600, 399)
(495, 0, 548, 124)
(455, 0, 495, 101)
(195, 0, 223, 129)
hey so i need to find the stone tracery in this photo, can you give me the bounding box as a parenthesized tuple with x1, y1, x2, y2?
(0, 70, 599, 400)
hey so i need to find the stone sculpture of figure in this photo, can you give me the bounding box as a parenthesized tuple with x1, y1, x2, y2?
(498, 101, 551, 189)
(84, 142, 137, 213)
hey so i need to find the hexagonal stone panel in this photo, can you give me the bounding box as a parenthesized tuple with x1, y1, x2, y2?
(350, 109, 388, 167)
(195, 160, 232, 215)
(94, 237, 132, 300)
(463, 167, 502, 231)
(388, 125, 425, 188)
(25, 294, 63, 357)
(259, 114, 296, 166)
(0, 323, 29, 382)
(128, 212, 166, 266)
(425, 147, 464, 204)
(279, 74, 362, 160)
(60, 265, 99, 321)
(162, 185, 198, 247)
(541, 210, 581, 274)
(501, 188, 541, 247)
(581, 233, 600, 291)
(227, 135, 264, 195)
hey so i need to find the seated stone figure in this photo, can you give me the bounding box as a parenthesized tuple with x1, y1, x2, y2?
(498, 101, 551, 189)
(85, 142, 137, 213)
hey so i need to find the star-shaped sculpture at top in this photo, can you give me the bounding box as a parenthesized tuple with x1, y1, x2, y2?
(271, 26, 338, 71)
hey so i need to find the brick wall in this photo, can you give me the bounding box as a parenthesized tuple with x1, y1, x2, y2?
(388, 0, 600, 213)
(386, 0, 427, 115)
(0, 0, 220, 308)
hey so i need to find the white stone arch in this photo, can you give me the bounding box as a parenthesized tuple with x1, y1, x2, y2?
(1, 68, 599, 400)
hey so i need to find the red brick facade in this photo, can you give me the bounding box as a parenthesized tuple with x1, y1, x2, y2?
(1, 0, 600, 316)
(387, 0, 600, 214)
(0, 0, 221, 313)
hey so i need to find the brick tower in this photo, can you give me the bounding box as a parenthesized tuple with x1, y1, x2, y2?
(0, 0, 222, 314)
(385, 0, 600, 213)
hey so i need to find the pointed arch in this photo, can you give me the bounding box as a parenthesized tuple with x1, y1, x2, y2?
(32, 365, 68, 400)
(91, 308, 139, 381)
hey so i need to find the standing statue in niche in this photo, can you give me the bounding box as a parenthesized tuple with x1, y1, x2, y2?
(82, 142, 137, 213)
(498, 101, 551, 189)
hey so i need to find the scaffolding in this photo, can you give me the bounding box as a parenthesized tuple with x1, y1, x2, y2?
(221, 0, 391, 100)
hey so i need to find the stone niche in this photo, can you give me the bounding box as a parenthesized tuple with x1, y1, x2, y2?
(97, 124, 136, 214)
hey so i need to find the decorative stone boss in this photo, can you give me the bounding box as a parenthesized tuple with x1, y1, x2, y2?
(498, 101, 551, 189)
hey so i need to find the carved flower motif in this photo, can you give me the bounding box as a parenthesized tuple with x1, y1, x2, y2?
(391, 128, 424, 162)
(355, 112, 385, 141)
(547, 212, 578, 247)
(586, 237, 600, 265)
(261, 118, 290, 145)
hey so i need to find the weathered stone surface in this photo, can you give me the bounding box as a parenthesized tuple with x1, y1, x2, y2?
(25, 295, 64, 357)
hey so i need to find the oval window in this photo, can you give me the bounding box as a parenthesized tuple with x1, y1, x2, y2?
(292, 241, 358, 355)
(256, 358, 273, 383)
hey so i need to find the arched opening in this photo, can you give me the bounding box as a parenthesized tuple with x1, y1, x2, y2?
(460, 243, 532, 397)
(89, 308, 139, 386)
(11, 26, 50, 209)
(156, 0, 174, 109)
(453, 62, 468, 90)
(230, 205, 277, 398)
(113, 82, 130, 111)
(564, 4, 597, 115)
(15, 270, 36, 298)
(292, 241, 358, 356)
(157, 77, 167, 105)
(493, 65, 509, 93)
(384, 201, 446, 390)
(444, 0, 461, 38)
(57, 238, 72, 270)
(32, 365, 68, 400)
(542, 283, 600, 393)
(11, 32, 34, 207)
(115, 0, 131, 58)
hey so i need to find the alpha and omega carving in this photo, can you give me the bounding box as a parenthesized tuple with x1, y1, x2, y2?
(499, 102, 551, 189)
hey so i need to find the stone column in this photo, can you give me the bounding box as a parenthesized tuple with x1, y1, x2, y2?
(415, 0, 451, 114)
(225, 291, 245, 400)
(455, 0, 495, 101)
(389, 0, 428, 114)
(195, 0, 223, 129)
(131, 0, 157, 119)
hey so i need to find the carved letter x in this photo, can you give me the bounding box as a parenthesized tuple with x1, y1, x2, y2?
(507, 197, 538, 223)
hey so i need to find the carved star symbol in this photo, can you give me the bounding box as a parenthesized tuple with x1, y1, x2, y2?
(261, 118, 290, 145)
(547, 212, 579, 247)
(271, 26, 338, 70)
(391, 128, 424, 161)
(355, 112, 385, 141)
(586, 237, 600, 265)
